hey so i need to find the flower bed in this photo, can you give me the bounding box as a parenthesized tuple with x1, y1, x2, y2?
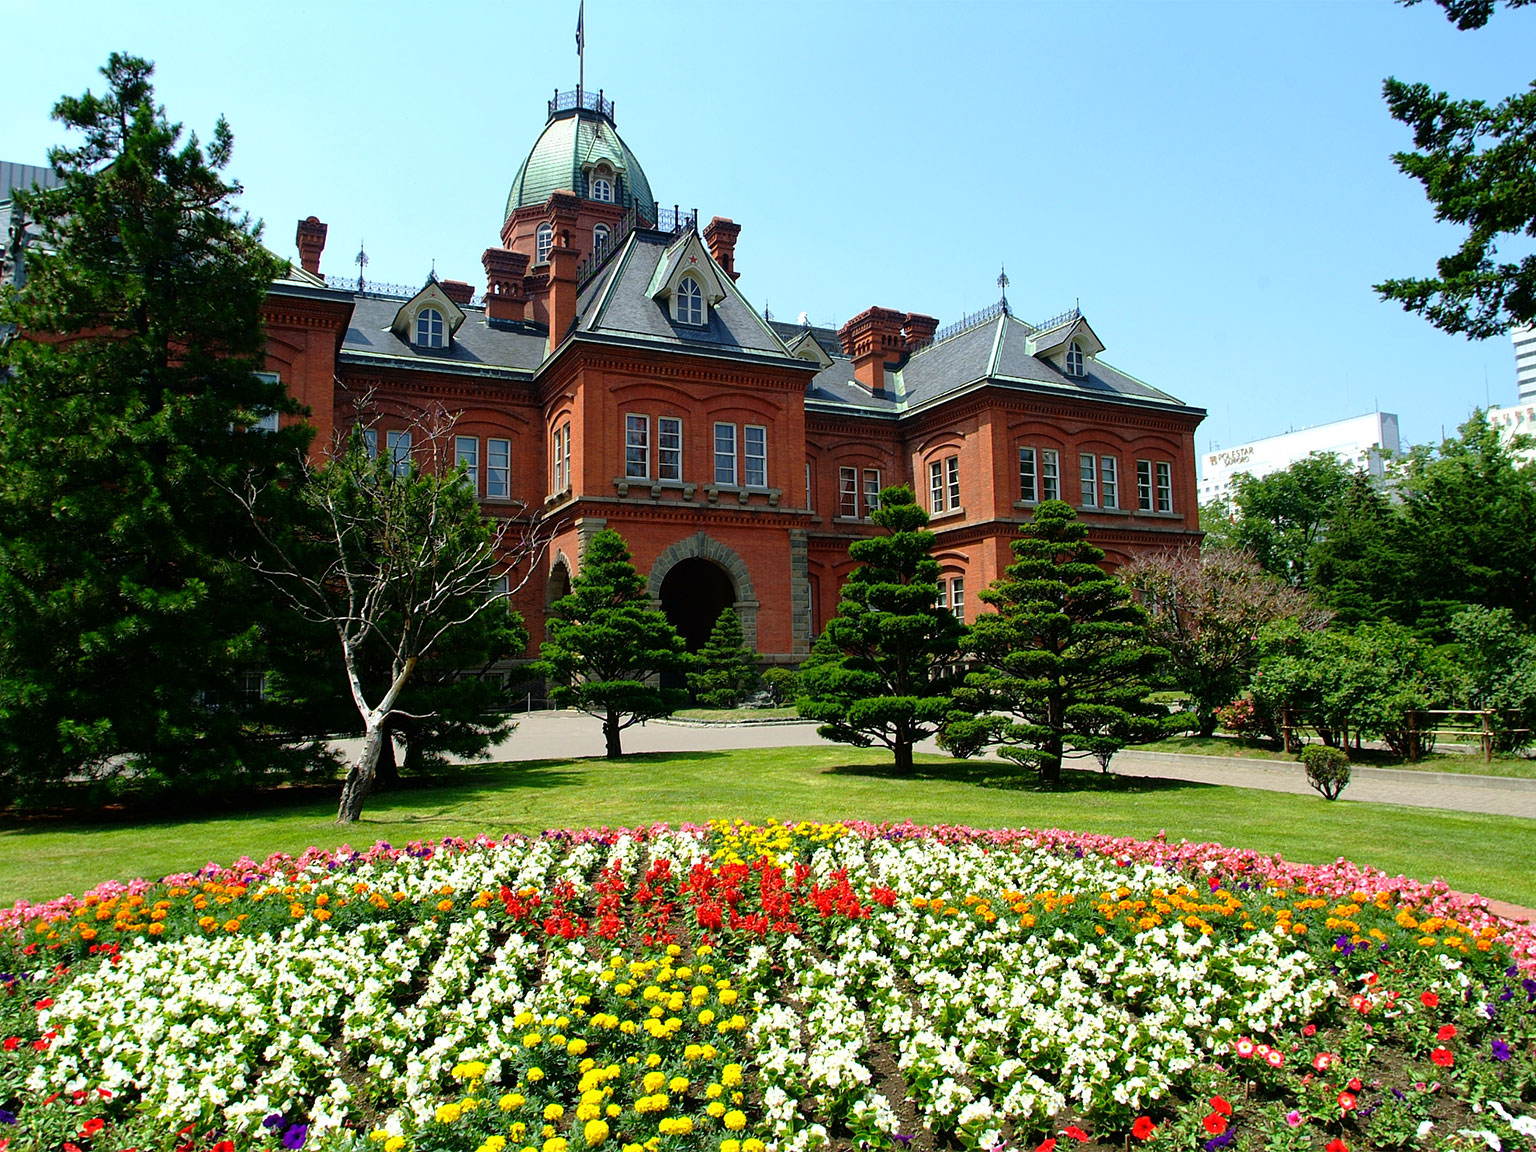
(1, 821, 1533, 1152)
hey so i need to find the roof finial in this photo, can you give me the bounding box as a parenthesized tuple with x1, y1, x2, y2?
(354, 239, 369, 293)
(576, 0, 585, 103)
(997, 263, 1010, 314)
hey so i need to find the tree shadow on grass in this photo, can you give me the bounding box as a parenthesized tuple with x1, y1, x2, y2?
(825, 757, 1218, 795)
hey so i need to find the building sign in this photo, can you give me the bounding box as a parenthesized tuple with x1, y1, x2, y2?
(1207, 445, 1254, 469)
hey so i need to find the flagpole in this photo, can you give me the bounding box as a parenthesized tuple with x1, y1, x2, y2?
(577, 0, 585, 105)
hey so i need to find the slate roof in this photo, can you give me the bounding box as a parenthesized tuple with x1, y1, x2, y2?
(339, 295, 547, 378)
(767, 320, 843, 360)
(568, 229, 808, 367)
(505, 109, 654, 224)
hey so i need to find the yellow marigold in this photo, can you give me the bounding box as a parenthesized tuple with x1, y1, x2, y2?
(576, 1103, 601, 1123)
(437, 899, 454, 912)
(147, 922, 165, 936)
(718, 989, 738, 1006)
(743, 1140, 765, 1152)
(723, 1110, 747, 1131)
(481, 1138, 507, 1152)
(224, 919, 242, 932)
(544, 1104, 564, 1122)
(385, 1139, 406, 1152)
(706, 1084, 723, 1099)
(291, 904, 306, 918)
(436, 1103, 463, 1124)
(500, 1093, 526, 1112)
(527, 1067, 545, 1082)
(568, 1038, 588, 1056)
(454, 1060, 489, 1081)
(645, 1053, 662, 1068)
(313, 910, 332, 923)
(543, 1139, 568, 1152)
(721, 1064, 743, 1088)
(524, 1033, 543, 1048)
(78, 927, 98, 941)
(698, 1009, 716, 1026)
(722, 1141, 741, 1152)
(643, 1071, 667, 1093)
(606, 1105, 621, 1118)
(706, 1101, 726, 1118)
(584, 1119, 610, 1146)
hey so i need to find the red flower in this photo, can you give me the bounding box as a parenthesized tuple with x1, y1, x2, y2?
(34, 998, 53, 1010)
(80, 1119, 105, 1137)
(0, 1038, 17, 1052)
(1431, 1047, 1454, 1067)
(1265, 1048, 1285, 1068)
(1420, 991, 1439, 1007)
(1437, 1025, 1456, 1041)
(1203, 1115, 1229, 1136)
(1302, 1023, 1317, 1037)
(210, 1142, 235, 1152)
(1209, 1097, 1232, 1117)
(1131, 1117, 1156, 1141)
(1234, 1037, 1256, 1058)
(1063, 1126, 1090, 1143)
(1313, 1053, 1335, 1072)
(1327, 1140, 1348, 1152)
(1347, 1078, 1362, 1092)
(1338, 1092, 1357, 1111)
(1037, 1140, 1058, 1152)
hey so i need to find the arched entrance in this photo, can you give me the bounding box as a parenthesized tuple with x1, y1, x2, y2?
(659, 558, 736, 653)
(546, 554, 572, 608)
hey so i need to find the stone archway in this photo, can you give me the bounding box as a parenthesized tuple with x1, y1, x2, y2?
(546, 551, 572, 608)
(659, 558, 736, 653)
(647, 532, 759, 652)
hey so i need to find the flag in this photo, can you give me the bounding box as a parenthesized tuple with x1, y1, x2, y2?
(575, 1, 584, 56)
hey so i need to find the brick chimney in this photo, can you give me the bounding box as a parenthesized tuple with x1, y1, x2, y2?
(295, 216, 328, 276)
(482, 247, 530, 323)
(902, 312, 939, 351)
(440, 279, 475, 307)
(546, 229, 581, 355)
(703, 216, 742, 282)
(838, 307, 907, 394)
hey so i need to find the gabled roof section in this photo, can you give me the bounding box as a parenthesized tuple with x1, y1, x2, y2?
(389, 279, 467, 342)
(569, 229, 809, 367)
(645, 230, 727, 306)
(782, 328, 833, 368)
(341, 295, 546, 377)
(1027, 311, 1104, 358)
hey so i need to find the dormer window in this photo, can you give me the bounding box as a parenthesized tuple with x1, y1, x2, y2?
(536, 223, 553, 263)
(1066, 341, 1084, 377)
(593, 223, 611, 255)
(676, 276, 704, 326)
(589, 173, 613, 203)
(416, 308, 445, 349)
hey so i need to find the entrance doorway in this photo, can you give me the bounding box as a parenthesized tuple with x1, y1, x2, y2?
(659, 557, 735, 653)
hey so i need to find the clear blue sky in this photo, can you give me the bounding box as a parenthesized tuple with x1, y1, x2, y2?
(5, 0, 1532, 453)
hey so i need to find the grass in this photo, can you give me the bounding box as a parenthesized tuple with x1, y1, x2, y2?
(1140, 734, 1536, 778)
(670, 706, 801, 722)
(4, 746, 1536, 911)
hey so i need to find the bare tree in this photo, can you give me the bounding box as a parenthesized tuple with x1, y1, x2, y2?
(236, 407, 552, 822)
(1122, 548, 1331, 737)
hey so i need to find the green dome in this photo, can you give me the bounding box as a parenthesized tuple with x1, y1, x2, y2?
(504, 101, 655, 225)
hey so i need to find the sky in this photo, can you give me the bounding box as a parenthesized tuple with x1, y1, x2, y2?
(4, 0, 1533, 456)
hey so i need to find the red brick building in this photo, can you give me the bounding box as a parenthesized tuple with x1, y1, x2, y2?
(262, 89, 1204, 667)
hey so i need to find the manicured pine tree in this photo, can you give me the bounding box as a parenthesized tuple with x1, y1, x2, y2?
(0, 54, 309, 799)
(941, 500, 1172, 783)
(686, 607, 759, 709)
(796, 486, 963, 773)
(537, 529, 690, 758)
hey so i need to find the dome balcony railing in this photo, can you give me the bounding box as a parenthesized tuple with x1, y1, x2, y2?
(549, 88, 615, 122)
(576, 203, 698, 290)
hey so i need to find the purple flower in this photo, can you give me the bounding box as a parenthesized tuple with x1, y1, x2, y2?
(1492, 1039, 1512, 1061)
(1484, 1004, 1497, 1018)
(0, 1109, 16, 1125)
(1335, 935, 1356, 955)
(263, 1115, 286, 1130)
(282, 1124, 309, 1149)
(894, 1136, 913, 1148)
(1499, 986, 1515, 1002)
(1204, 1132, 1235, 1151)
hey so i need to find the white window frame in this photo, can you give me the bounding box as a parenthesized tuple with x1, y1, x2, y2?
(589, 173, 613, 202)
(386, 430, 412, 477)
(362, 428, 378, 459)
(1080, 454, 1098, 507)
(536, 223, 553, 263)
(929, 459, 945, 513)
(625, 414, 649, 479)
(806, 461, 813, 511)
(658, 417, 682, 481)
(1137, 459, 1154, 510)
(1156, 461, 1173, 513)
(839, 467, 858, 518)
(456, 435, 479, 496)
(676, 276, 705, 326)
(946, 455, 960, 510)
(487, 437, 510, 500)
(743, 425, 767, 487)
(1018, 446, 1037, 503)
(862, 468, 881, 516)
(1066, 341, 1084, 377)
(1041, 448, 1060, 501)
(950, 577, 965, 623)
(593, 223, 611, 254)
(416, 307, 445, 349)
(552, 425, 567, 493)
(714, 422, 737, 486)
(1100, 455, 1119, 509)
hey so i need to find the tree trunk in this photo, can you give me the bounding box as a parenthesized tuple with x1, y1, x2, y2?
(1197, 710, 1218, 737)
(402, 725, 425, 775)
(893, 740, 914, 774)
(338, 714, 387, 823)
(374, 725, 399, 791)
(604, 712, 623, 758)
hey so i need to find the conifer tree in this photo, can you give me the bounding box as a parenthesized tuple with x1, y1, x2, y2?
(538, 529, 689, 757)
(796, 486, 962, 773)
(941, 501, 1171, 783)
(686, 607, 759, 709)
(0, 54, 306, 798)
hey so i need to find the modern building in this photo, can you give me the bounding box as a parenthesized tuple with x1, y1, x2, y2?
(1487, 326, 1536, 463)
(1197, 412, 1401, 506)
(53, 88, 1209, 666)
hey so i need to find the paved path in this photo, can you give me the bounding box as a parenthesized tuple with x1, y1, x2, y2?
(479, 711, 1536, 820)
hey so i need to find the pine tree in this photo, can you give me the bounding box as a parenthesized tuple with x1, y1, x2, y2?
(537, 529, 689, 757)
(686, 608, 759, 709)
(941, 501, 1171, 783)
(0, 54, 307, 798)
(796, 486, 963, 773)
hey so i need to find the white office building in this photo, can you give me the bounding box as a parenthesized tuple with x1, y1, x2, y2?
(1485, 325, 1536, 464)
(1198, 412, 1402, 506)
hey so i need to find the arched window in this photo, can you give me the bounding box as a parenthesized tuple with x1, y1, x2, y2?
(1066, 341, 1084, 376)
(593, 223, 611, 254)
(676, 276, 704, 326)
(415, 307, 444, 349)
(536, 223, 553, 263)
(589, 174, 613, 203)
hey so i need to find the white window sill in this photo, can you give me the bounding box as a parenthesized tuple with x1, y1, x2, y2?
(928, 507, 966, 523)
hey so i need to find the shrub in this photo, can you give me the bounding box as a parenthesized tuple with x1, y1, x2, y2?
(759, 667, 799, 706)
(1215, 696, 1268, 740)
(1301, 744, 1351, 800)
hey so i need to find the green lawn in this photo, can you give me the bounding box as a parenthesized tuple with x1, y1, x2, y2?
(1141, 734, 1536, 778)
(5, 746, 1536, 910)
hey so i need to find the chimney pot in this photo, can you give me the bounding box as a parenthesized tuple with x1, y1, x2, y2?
(837, 307, 906, 395)
(482, 247, 530, 322)
(295, 215, 328, 276)
(704, 216, 742, 282)
(440, 279, 475, 306)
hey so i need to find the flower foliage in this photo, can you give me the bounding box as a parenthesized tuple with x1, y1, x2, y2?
(0, 822, 1533, 1152)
